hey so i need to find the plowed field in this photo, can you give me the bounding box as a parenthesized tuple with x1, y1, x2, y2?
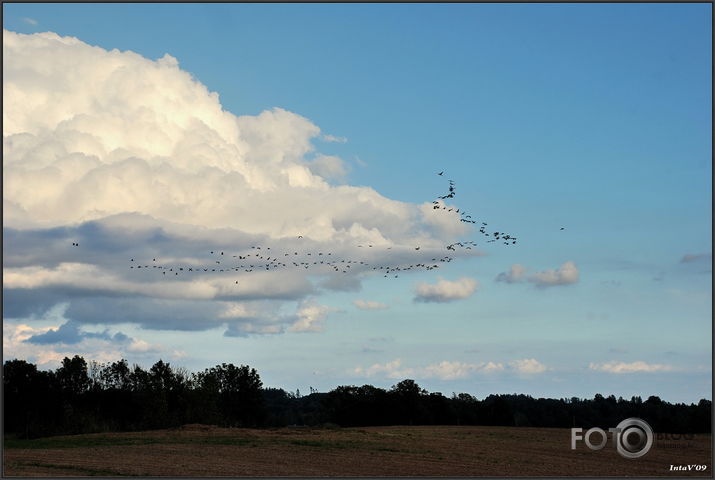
(4, 424, 711, 476)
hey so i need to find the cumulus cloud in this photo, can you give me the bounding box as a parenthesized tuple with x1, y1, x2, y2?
(528, 261, 579, 287)
(418, 200, 473, 238)
(495, 264, 527, 283)
(353, 299, 389, 310)
(414, 277, 478, 303)
(286, 299, 336, 333)
(305, 154, 350, 181)
(508, 358, 548, 374)
(219, 301, 288, 336)
(3, 29, 458, 241)
(588, 361, 675, 374)
(221, 299, 337, 336)
(3, 29, 480, 342)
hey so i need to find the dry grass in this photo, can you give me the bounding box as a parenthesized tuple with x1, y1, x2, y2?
(4, 424, 712, 476)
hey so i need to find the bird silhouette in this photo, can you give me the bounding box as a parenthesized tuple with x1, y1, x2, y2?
(125, 169, 524, 286)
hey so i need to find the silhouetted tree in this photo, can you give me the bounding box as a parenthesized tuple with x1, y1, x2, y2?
(3, 357, 711, 438)
(3, 359, 58, 437)
(56, 355, 90, 396)
(390, 379, 427, 425)
(195, 363, 264, 427)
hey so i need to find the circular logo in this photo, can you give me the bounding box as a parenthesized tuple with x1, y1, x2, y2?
(614, 418, 653, 459)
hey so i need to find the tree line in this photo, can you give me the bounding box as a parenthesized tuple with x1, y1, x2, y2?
(4, 356, 711, 439)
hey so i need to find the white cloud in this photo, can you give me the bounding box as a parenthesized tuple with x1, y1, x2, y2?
(418, 200, 472, 238)
(218, 302, 259, 319)
(528, 261, 579, 287)
(495, 264, 527, 283)
(321, 134, 347, 143)
(422, 360, 504, 379)
(353, 359, 504, 380)
(3, 261, 313, 301)
(22, 18, 38, 26)
(509, 358, 548, 374)
(4, 322, 93, 368)
(306, 154, 349, 181)
(2, 29, 433, 241)
(287, 299, 336, 333)
(414, 276, 478, 303)
(2, 28, 484, 343)
(220, 301, 312, 337)
(126, 338, 164, 354)
(354, 359, 407, 378)
(352, 358, 549, 379)
(353, 299, 389, 310)
(588, 361, 675, 374)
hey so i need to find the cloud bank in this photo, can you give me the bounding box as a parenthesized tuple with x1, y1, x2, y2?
(352, 359, 504, 380)
(3, 29, 478, 338)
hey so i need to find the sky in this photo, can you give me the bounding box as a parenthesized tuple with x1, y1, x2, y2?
(2, 3, 712, 403)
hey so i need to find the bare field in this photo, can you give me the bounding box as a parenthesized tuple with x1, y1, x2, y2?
(4, 424, 712, 477)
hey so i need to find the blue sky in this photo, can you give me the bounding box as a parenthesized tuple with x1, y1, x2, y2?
(3, 3, 711, 403)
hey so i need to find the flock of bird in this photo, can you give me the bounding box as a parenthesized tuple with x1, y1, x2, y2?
(126, 246, 455, 280)
(69, 171, 563, 284)
(432, 173, 518, 246)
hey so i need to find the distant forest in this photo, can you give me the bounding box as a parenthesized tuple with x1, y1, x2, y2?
(4, 356, 711, 439)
